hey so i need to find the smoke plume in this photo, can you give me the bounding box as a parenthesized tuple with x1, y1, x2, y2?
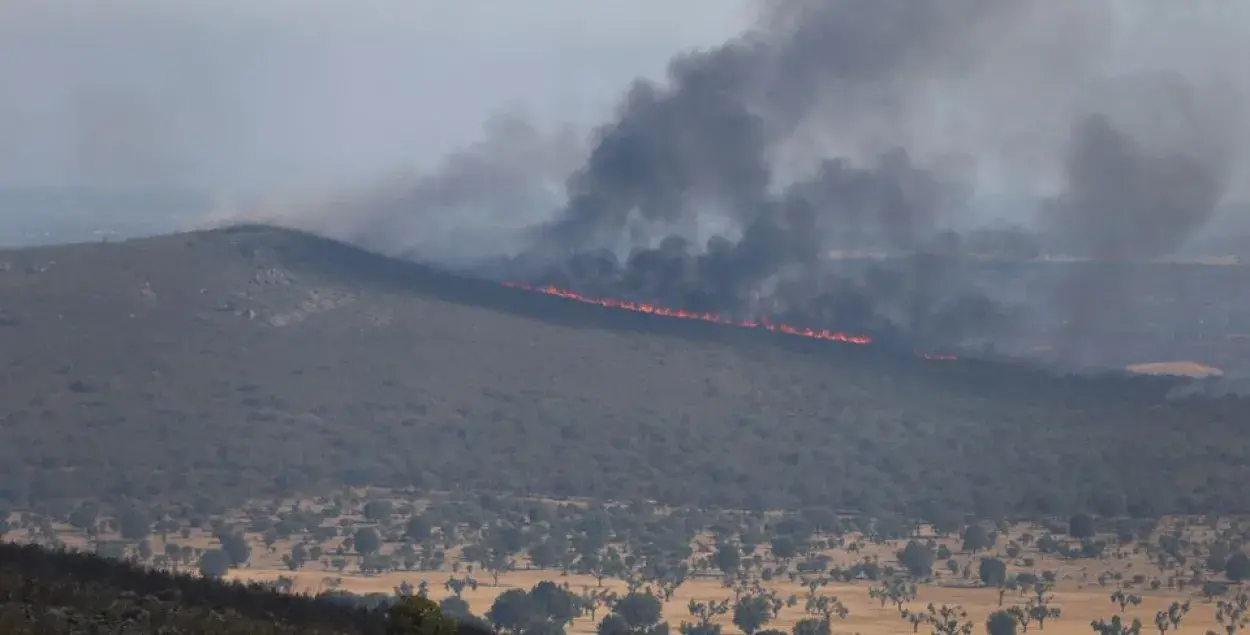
(11, 1, 1248, 369)
(447, 1, 1227, 352)
(237, 0, 1247, 361)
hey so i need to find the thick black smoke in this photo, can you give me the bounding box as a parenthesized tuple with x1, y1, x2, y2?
(494, 2, 1245, 355)
(221, 1, 1247, 367)
(510, 0, 1048, 344)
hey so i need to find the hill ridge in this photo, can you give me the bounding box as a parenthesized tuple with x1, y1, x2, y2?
(1, 224, 1247, 517)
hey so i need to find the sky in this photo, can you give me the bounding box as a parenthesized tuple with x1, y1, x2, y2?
(1, 0, 1247, 249)
(0, 0, 753, 191)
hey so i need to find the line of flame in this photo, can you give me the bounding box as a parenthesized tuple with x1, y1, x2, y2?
(502, 281, 873, 345)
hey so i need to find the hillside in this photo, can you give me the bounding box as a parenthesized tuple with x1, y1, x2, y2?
(1, 225, 1248, 517)
(0, 541, 483, 634)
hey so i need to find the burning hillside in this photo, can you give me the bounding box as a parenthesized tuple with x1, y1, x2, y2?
(500, 280, 975, 361)
(212, 2, 1245, 370)
(502, 281, 872, 344)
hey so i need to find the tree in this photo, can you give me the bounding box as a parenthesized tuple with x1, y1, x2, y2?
(217, 531, 252, 567)
(441, 596, 471, 618)
(802, 507, 838, 534)
(1006, 606, 1033, 633)
(614, 592, 663, 632)
(598, 615, 631, 635)
(1216, 593, 1250, 635)
(979, 558, 1007, 587)
(869, 579, 918, 614)
(926, 508, 963, 537)
(483, 546, 516, 586)
(407, 515, 432, 542)
(902, 609, 929, 633)
(716, 543, 742, 577)
(445, 576, 472, 598)
(1091, 616, 1142, 635)
(489, 588, 536, 635)
(364, 499, 394, 522)
(987, 610, 1017, 635)
(792, 618, 830, 635)
(995, 578, 1020, 607)
(289, 542, 309, 569)
(733, 595, 775, 635)
(68, 503, 98, 531)
(682, 599, 729, 635)
(1069, 515, 1096, 539)
(580, 587, 616, 623)
(355, 527, 382, 556)
(898, 541, 935, 579)
(387, 595, 459, 635)
(118, 507, 151, 541)
(1026, 583, 1061, 630)
(1153, 601, 1189, 635)
(198, 548, 231, 579)
(530, 539, 565, 570)
(803, 593, 848, 623)
(771, 536, 798, 563)
(1228, 554, 1250, 583)
(963, 526, 995, 554)
(925, 604, 974, 635)
(1110, 589, 1142, 613)
(1204, 582, 1230, 602)
(530, 581, 581, 626)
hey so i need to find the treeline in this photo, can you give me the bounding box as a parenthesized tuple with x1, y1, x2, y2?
(0, 542, 392, 634)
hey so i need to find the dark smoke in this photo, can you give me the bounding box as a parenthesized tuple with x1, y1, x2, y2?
(1043, 74, 1235, 260)
(1036, 71, 1243, 369)
(495, 2, 1245, 358)
(511, 0, 1051, 345)
(227, 2, 1247, 370)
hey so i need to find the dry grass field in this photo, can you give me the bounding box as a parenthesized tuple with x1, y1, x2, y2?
(221, 567, 1219, 635)
(4, 506, 1227, 635)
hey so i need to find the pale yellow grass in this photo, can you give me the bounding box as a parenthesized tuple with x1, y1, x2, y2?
(7, 509, 1228, 635)
(227, 566, 1221, 635)
(1125, 361, 1223, 378)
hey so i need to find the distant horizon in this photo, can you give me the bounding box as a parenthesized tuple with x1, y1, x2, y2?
(2, 184, 1249, 255)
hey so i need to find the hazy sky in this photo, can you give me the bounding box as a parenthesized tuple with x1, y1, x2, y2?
(0, 0, 753, 191)
(1, 1, 1246, 206)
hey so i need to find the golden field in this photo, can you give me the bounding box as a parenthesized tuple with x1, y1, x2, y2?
(3, 504, 1231, 635)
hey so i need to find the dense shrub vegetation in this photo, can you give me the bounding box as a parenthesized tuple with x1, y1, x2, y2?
(1, 226, 1249, 521)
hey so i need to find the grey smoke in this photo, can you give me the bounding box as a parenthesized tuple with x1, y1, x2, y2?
(236, 1, 1247, 362)
(500, 1, 1247, 350)
(1043, 72, 1241, 259)
(5, 1, 1250, 370)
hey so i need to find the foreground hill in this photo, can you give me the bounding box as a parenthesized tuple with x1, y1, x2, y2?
(0, 225, 1247, 517)
(0, 541, 473, 634)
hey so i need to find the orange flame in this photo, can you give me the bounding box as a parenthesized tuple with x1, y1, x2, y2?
(502, 281, 965, 361)
(502, 281, 872, 345)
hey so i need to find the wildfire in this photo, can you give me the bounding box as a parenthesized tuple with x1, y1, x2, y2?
(502, 281, 872, 345)
(501, 282, 965, 360)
